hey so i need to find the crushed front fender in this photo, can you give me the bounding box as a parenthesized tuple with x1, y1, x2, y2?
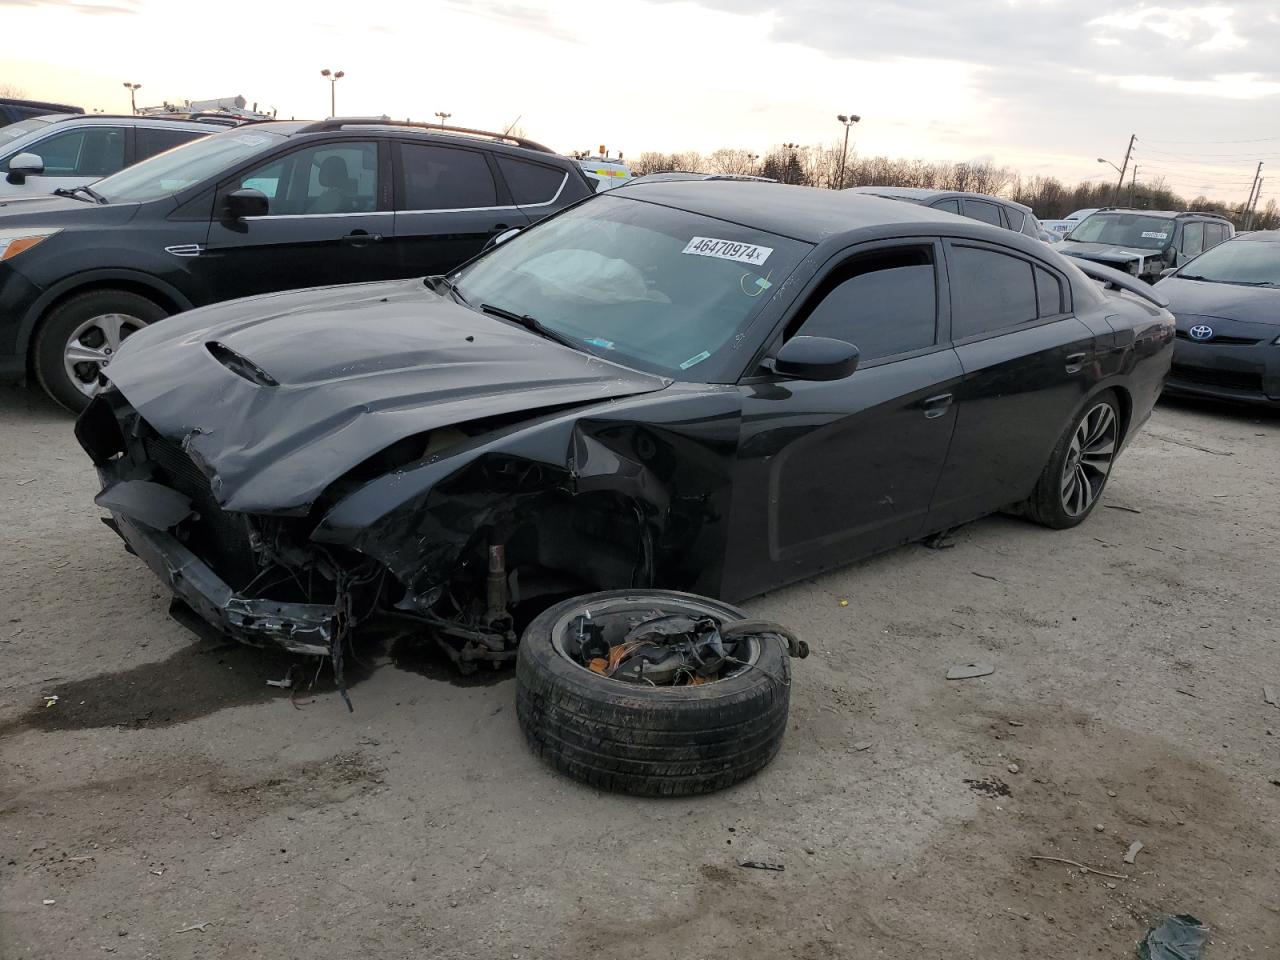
(108, 512, 333, 656)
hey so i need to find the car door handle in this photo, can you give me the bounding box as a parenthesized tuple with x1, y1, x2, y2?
(1065, 351, 1088, 373)
(341, 230, 382, 245)
(490, 223, 511, 233)
(922, 393, 953, 418)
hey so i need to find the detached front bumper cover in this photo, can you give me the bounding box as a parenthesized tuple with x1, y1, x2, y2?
(109, 511, 334, 657)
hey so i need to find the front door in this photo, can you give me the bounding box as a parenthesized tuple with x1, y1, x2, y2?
(723, 241, 963, 599)
(199, 139, 393, 302)
(928, 240, 1097, 527)
(8, 124, 127, 197)
(391, 140, 532, 277)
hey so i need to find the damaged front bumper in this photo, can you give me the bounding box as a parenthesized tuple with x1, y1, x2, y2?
(107, 511, 334, 656)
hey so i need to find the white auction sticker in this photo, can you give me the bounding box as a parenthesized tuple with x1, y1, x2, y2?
(682, 236, 773, 266)
(1140, 231, 1168, 240)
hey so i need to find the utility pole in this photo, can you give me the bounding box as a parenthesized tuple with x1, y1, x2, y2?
(1244, 162, 1263, 229)
(1247, 177, 1264, 230)
(1129, 165, 1138, 207)
(1111, 134, 1135, 206)
(836, 113, 860, 190)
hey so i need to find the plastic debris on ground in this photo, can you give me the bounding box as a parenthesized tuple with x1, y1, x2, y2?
(1137, 914, 1207, 960)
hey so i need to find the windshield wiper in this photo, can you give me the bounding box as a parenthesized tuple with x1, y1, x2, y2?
(52, 184, 106, 204)
(480, 303, 580, 350)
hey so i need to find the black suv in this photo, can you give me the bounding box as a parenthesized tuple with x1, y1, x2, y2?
(0, 119, 594, 409)
(0, 97, 83, 126)
(1057, 209, 1233, 283)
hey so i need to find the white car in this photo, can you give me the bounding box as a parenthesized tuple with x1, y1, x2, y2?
(1, 114, 210, 199)
(577, 157, 633, 192)
(1040, 207, 1099, 240)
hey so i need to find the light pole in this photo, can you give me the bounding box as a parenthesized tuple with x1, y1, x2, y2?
(320, 69, 345, 117)
(836, 113, 860, 189)
(781, 143, 802, 184)
(122, 82, 141, 115)
(434, 111, 452, 129)
(1097, 157, 1123, 176)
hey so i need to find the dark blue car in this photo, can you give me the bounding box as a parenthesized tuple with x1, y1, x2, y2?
(1157, 231, 1280, 407)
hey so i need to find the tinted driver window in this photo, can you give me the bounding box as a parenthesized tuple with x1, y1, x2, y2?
(234, 141, 378, 215)
(35, 126, 126, 177)
(950, 245, 1038, 339)
(1181, 221, 1204, 257)
(399, 142, 498, 209)
(792, 247, 937, 362)
(964, 200, 1003, 226)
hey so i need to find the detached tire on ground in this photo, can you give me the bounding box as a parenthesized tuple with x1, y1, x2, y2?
(516, 590, 793, 797)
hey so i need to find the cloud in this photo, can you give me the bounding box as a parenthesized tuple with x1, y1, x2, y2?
(0, 0, 139, 13)
(440, 0, 581, 44)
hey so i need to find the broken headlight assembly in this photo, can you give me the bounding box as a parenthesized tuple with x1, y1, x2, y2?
(0, 227, 59, 262)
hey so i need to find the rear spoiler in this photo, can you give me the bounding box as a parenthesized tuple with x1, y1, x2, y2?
(1067, 258, 1171, 308)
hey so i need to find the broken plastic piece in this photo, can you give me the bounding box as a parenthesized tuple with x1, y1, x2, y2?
(1137, 914, 1206, 960)
(947, 662, 994, 680)
(738, 860, 784, 871)
(1123, 840, 1144, 864)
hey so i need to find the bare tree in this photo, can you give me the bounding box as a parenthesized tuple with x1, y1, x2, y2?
(0, 83, 27, 99)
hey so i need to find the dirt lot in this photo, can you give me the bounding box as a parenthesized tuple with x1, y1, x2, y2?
(1, 382, 1277, 959)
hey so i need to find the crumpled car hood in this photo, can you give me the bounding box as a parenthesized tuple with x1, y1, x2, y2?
(104, 277, 670, 513)
(1058, 241, 1157, 266)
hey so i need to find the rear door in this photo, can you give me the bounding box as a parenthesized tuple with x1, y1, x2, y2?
(928, 240, 1096, 527)
(391, 140, 530, 276)
(200, 138, 392, 300)
(726, 240, 964, 598)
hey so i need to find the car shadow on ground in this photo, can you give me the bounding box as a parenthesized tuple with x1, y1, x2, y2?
(1157, 393, 1280, 423)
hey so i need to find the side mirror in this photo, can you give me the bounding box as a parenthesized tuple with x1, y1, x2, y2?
(1163, 246, 1178, 265)
(224, 187, 269, 220)
(6, 152, 44, 185)
(772, 336, 860, 382)
(482, 226, 521, 253)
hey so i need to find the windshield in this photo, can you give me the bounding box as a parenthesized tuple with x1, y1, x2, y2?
(93, 129, 286, 203)
(1068, 212, 1174, 250)
(453, 194, 811, 381)
(0, 116, 58, 150)
(1177, 238, 1280, 286)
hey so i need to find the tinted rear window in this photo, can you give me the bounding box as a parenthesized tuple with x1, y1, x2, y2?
(136, 126, 204, 161)
(497, 155, 566, 205)
(399, 142, 498, 210)
(950, 245, 1038, 338)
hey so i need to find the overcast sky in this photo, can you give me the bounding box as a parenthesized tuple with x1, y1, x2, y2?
(3, 0, 1278, 203)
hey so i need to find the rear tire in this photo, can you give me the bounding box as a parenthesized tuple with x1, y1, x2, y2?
(1025, 391, 1122, 529)
(33, 289, 166, 413)
(516, 590, 792, 797)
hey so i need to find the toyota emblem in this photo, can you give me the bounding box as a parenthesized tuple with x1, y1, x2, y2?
(1188, 324, 1214, 341)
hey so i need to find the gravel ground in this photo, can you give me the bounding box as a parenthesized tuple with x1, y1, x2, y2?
(1, 382, 1277, 959)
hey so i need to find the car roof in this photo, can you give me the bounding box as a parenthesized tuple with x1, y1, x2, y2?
(1234, 230, 1280, 241)
(234, 119, 567, 162)
(612, 179, 1008, 244)
(25, 113, 212, 132)
(1090, 207, 1231, 221)
(846, 185, 1033, 215)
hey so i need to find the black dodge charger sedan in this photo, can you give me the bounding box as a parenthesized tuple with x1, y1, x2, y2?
(76, 181, 1174, 670)
(1157, 230, 1280, 407)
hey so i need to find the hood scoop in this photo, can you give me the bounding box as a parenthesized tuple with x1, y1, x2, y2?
(206, 341, 279, 387)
